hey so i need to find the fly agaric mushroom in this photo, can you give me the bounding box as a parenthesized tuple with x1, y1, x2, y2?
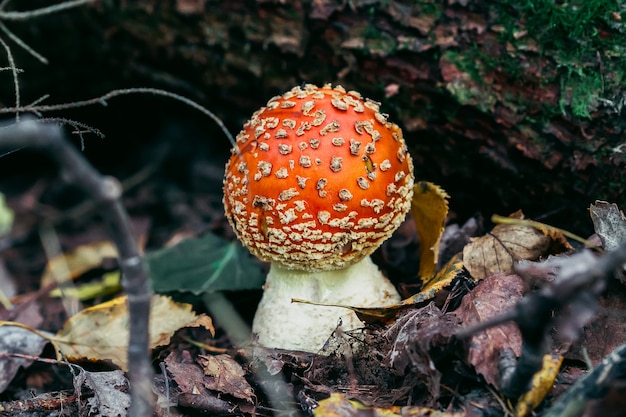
(223, 84, 414, 352)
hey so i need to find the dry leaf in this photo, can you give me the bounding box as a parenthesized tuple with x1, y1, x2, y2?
(387, 304, 458, 399)
(515, 353, 563, 417)
(454, 273, 525, 387)
(411, 181, 449, 279)
(419, 251, 465, 296)
(568, 282, 626, 364)
(590, 201, 626, 282)
(306, 253, 465, 326)
(54, 295, 214, 370)
(164, 350, 251, 415)
(41, 241, 118, 287)
(313, 392, 464, 417)
(74, 369, 130, 417)
(0, 322, 50, 393)
(463, 211, 553, 280)
(590, 201, 626, 252)
(198, 354, 255, 403)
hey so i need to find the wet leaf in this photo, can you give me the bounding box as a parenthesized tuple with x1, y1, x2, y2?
(54, 295, 214, 371)
(411, 181, 449, 279)
(73, 369, 130, 417)
(147, 233, 265, 294)
(515, 353, 563, 417)
(454, 273, 525, 387)
(0, 322, 50, 393)
(198, 354, 255, 403)
(463, 211, 567, 281)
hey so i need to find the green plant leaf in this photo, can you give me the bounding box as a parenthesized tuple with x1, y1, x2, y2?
(147, 233, 264, 294)
(0, 193, 14, 236)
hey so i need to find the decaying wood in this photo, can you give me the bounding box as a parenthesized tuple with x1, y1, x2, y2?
(7, 0, 626, 228)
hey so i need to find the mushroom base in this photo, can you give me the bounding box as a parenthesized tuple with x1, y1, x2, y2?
(251, 256, 401, 353)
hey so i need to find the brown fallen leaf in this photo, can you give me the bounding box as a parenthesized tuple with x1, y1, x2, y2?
(463, 210, 570, 281)
(566, 281, 626, 365)
(386, 303, 459, 400)
(454, 273, 526, 387)
(164, 350, 254, 415)
(198, 354, 255, 403)
(53, 295, 214, 370)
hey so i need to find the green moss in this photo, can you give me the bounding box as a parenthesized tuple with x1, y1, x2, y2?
(441, 1, 625, 120)
(494, 0, 626, 119)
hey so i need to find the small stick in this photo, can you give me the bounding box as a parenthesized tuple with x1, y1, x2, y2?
(0, 118, 153, 417)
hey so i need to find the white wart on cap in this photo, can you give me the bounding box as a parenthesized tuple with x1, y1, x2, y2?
(224, 83, 414, 272)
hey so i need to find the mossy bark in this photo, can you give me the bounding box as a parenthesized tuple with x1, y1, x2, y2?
(8, 0, 625, 231)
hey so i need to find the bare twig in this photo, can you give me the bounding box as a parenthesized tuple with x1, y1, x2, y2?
(0, 87, 236, 148)
(0, 20, 47, 64)
(456, 241, 626, 399)
(0, 34, 19, 121)
(0, 118, 154, 417)
(0, 0, 96, 20)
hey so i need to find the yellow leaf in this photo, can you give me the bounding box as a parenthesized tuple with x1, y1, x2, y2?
(420, 251, 465, 294)
(41, 241, 118, 287)
(53, 295, 214, 371)
(515, 353, 563, 417)
(313, 393, 464, 417)
(411, 181, 449, 279)
(313, 393, 401, 417)
(50, 271, 121, 300)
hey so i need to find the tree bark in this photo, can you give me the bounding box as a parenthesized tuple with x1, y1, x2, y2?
(8, 0, 625, 232)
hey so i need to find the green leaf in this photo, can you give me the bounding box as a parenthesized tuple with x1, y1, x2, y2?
(0, 193, 14, 236)
(147, 233, 264, 294)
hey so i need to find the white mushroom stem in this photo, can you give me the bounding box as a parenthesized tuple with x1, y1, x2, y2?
(251, 256, 401, 353)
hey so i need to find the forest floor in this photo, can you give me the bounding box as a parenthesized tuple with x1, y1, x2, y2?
(0, 109, 625, 417)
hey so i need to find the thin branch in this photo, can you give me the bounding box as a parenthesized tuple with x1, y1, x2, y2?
(0, 20, 47, 64)
(0, 0, 96, 20)
(0, 87, 236, 148)
(0, 118, 154, 417)
(39, 117, 105, 151)
(0, 35, 19, 121)
(455, 242, 626, 399)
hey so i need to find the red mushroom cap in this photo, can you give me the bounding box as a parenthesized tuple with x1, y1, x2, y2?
(223, 84, 414, 272)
